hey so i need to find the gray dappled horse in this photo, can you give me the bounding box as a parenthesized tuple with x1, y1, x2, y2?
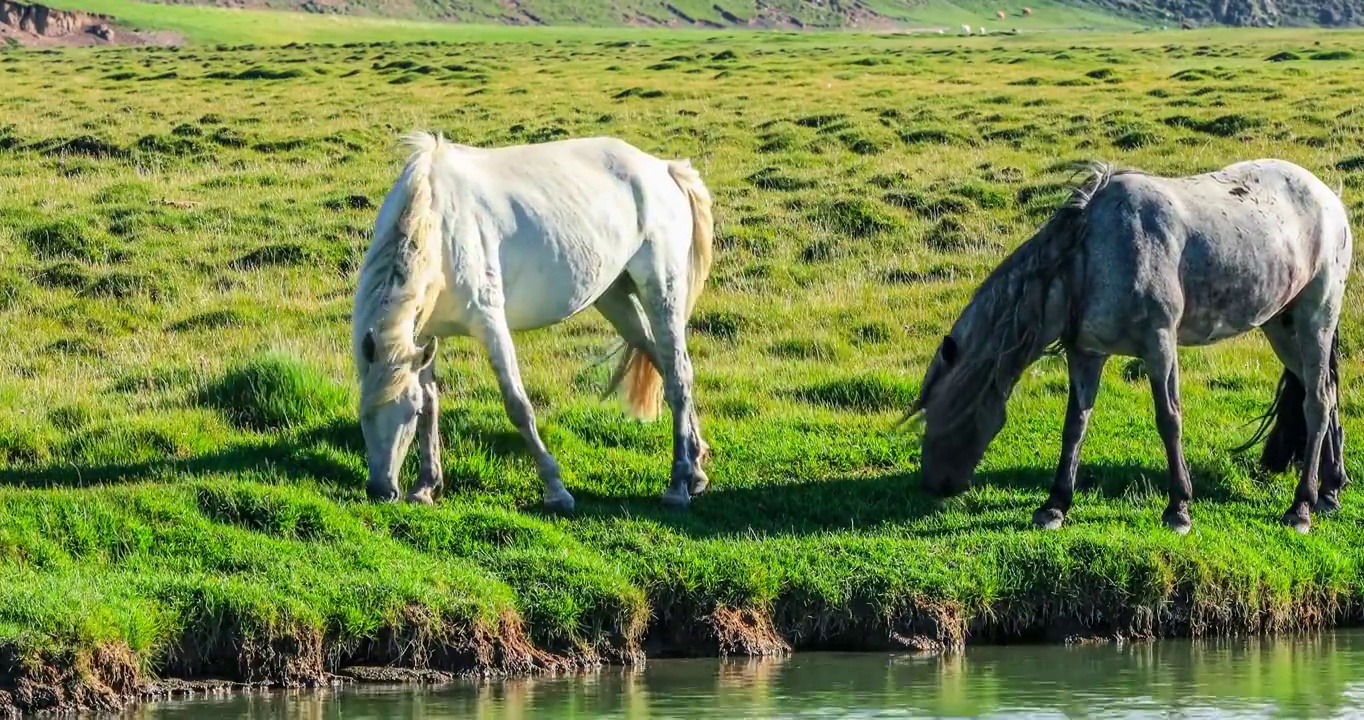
(910, 160, 1352, 534)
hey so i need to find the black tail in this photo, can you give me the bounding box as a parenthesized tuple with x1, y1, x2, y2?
(1237, 332, 1344, 482)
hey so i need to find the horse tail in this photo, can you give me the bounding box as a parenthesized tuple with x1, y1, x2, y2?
(353, 131, 445, 375)
(669, 159, 716, 316)
(1235, 368, 1306, 472)
(605, 159, 714, 421)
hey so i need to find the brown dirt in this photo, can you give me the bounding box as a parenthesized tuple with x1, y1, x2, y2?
(0, 642, 141, 716)
(0, 0, 180, 46)
(2, 594, 1358, 716)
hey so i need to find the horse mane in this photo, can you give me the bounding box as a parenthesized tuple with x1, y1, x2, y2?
(352, 131, 448, 411)
(925, 162, 1133, 430)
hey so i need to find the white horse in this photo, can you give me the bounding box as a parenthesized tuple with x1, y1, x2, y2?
(352, 133, 715, 513)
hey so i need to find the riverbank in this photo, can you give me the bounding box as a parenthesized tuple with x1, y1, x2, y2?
(133, 635, 1364, 718)
(3, 27, 1364, 719)
(2, 475, 1362, 716)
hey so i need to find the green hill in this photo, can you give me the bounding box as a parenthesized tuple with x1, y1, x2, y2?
(111, 0, 1364, 27)
(40, 0, 1364, 33)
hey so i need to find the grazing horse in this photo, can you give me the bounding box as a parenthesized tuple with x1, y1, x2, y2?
(908, 160, 1351, 534)
(352, 132, 715, 513)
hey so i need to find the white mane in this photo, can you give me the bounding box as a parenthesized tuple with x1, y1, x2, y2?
(352, 131, 448, 412)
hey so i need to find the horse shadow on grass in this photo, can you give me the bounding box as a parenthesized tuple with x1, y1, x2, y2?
(0, 408, 539, 496)
(0, 409, 1275, 540)
(568, 458, 1265, 539)
(0, 418, 370, 494)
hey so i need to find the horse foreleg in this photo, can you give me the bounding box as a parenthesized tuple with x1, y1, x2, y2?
(595, 285, 710, 470)
(475, 310, 574, 514)
(1145, 334, 1193, 535)
(1282, 328, 1335, 533)
(407, 362, 444, 505)
(1033, 351, 1107, 530)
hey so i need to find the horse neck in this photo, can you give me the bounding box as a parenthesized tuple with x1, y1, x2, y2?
(960, 241, 1073, 393)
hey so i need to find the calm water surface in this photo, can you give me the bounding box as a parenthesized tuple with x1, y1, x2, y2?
(134, 632, 1364, 718)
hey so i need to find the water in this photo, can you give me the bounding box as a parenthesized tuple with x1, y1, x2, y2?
(135, 632, 1364, 718)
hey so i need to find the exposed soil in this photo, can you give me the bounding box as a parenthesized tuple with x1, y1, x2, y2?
(2, 592, 1354, 717)
(0, 0, 180, 46)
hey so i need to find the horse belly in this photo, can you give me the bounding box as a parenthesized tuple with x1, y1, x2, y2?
(1175, 236, 1305, 345)
(500, 233, 635, 332)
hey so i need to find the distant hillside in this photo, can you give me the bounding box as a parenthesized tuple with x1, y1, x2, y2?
(135, 0, 1362, 27)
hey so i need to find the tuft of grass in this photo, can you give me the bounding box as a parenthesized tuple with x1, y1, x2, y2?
(197, 353, 351, 432)
(22, 219, 115, 263)
(810, 199, 903, 239)
(795, 374, 917, 412)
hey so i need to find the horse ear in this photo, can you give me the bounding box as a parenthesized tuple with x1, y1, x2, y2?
(362, 331, 377, 364)
(941, 335, 958, 366)
(415, 337, 438, 370)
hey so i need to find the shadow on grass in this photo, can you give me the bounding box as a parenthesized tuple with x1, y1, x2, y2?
(0, 406, 538, 495)
(0, 409, 1268, 540)
(569, 460, 1256, 538)
(0, 418, 368, 494)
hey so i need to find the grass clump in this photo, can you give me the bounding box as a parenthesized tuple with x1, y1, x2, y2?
(22, 219, 116, 263)
(198, 353, 350, 432)
(795, 374, 916, 412)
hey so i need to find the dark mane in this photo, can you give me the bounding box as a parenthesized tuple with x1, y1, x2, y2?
(924, 162, 1136, 430)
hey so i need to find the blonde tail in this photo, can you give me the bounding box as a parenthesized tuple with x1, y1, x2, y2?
(609, 159, 715, 421)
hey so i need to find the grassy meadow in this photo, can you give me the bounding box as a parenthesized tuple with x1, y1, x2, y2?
(3, 25, 1364, 708)
(36, 0, 1138, 45)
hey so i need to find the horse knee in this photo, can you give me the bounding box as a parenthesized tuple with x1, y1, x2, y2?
(494, 388, 533, 426)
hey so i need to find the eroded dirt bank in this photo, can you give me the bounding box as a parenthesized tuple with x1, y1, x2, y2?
(3, 596, 1357, 717)
(0, 0, 179, 46)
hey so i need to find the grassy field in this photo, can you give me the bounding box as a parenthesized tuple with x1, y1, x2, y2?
(3, 26, 1364, 712)
(39, 0, 1138, 44)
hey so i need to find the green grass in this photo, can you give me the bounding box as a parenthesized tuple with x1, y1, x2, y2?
(3, 25, 1364, 710)
(40, 0, 1137, 45)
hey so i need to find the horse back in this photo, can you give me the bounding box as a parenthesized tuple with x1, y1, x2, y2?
(1076, 160, 1349, 348)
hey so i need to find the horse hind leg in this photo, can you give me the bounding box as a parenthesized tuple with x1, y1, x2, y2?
(1259, 316, 1346, 516)
(472, 307, 574, 514)
(1281, 322, 1337, 533)
(624, 256, 706, 509)
(1318, 333, 1347, 514)
(594, 281, 710, 473)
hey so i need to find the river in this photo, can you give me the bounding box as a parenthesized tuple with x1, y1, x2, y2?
(134, 631, 1364, 718)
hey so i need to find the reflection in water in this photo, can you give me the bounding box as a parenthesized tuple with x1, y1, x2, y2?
(135, 631, 1364, 718)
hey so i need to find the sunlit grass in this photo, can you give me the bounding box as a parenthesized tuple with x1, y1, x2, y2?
(0, 27, 1363, 706)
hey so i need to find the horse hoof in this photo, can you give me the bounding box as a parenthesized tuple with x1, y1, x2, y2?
(689, 469, 710, 497)
(543, 490, 576, 515)
(1280, 512, 1311, 534)
(1032, 508, 1065, 530)
(405, 489, 437, 506)
(1315, 493, 1342, 515)
(1162, 512, 1192, 536)
(661, 489, 691, 510)
(366, 483, 399, 503)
